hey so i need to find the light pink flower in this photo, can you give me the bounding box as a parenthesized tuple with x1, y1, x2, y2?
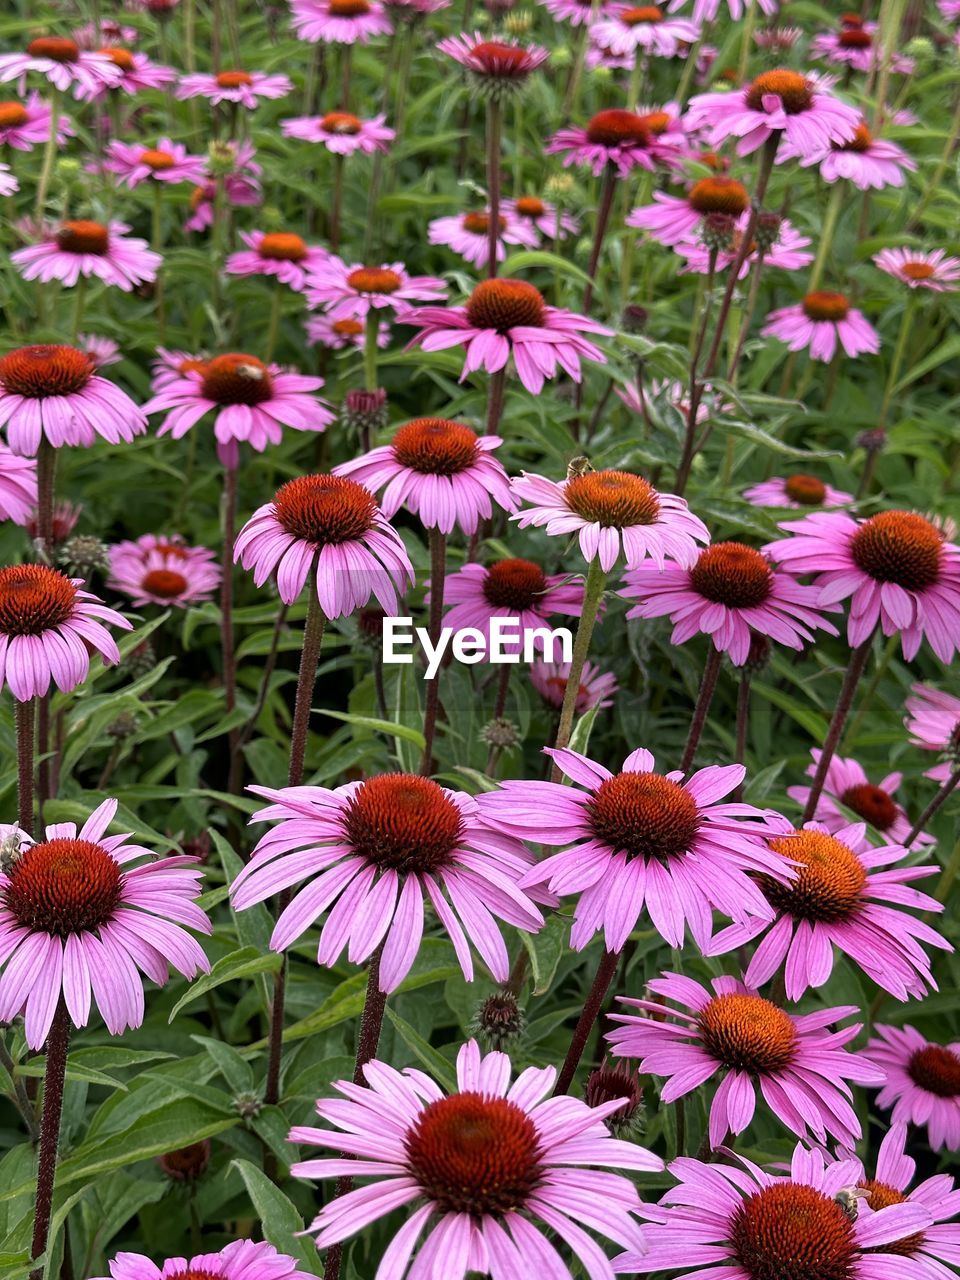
(72, 20, 140, 47)
(792, 118, 917, 189)
(441, 558, 586, 654)
(12, 219, 161, 291)
(0, 163, 17, 197)
(609, 972, 882, 1148)
(743, 473, 854, 509)
(290, 0, 393, 43)
(503, 195, 579, 240)
(231, 776, 542, 986)
(480, 747, 791, 951)
(281, 109, 395, 153)
(225, 229, 329, 292)
(149, 347, 208, 392)
(941, 0, 960, 17)
(811, 22, 913, 74)
(78, 333, 122, 368)
(291, 1038, 662, 1273)
(530, 657, 617, 713)
(0, 38, 122, 99)
(102, 137, 207, 187)
(874, 246, 960, 291)
(627, 173, 750, 246)
(668, 0, 775, 19)
(905, 683, 960, 783)
(79, 48, 176, 97)
(0, 91, 72, 150)
(765, 509, 960, 661)
(437, 32, 550, 85)
(428, 208, 538, 269)
(108, 534, 221, 608)
(306, 256, 447, 320)
(867, 1025, 960, 1152)
(762, 291, 880, 361)
(542, 0, 610, 26)
(590, 5, 699, 59)
(788, 749, 935, 850)
(234, 474, 414, 613)
(0, 445, 37, 525)
(547, 108, 661, 176)
(0, 344, 146, 454)
(404, 278, 611, 394)
(675, 212, 813, 276)
(305, 313, 390, 349)
(91, 1241, 311, 1280)
(175, 69, 293, 106)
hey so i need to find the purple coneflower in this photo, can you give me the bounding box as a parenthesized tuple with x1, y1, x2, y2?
(743, 473, 854, 509)
(428, 208, 538, 269)
(290, 0, 393, 43)
(108, 535, 221, 608)
(762, 290, 880, 361)
(787, 749, 935, 848)
(225, 229, 329, 292)
(91, 1240, 311, 1280)
(0, 37, 121, 98)
(589, 5, 699, 59)
(306, 256, 447, 320)
(867, 1025, 960, 1152)
(0, 91, 72, 149)
(175, 68, 293, 106)
(281, 109, 395, 154)
(874, 247, 960, 292)
(905, 683, 960, 783)
(11, 219, 161, 291)
(442, 558, 585, 653)
(102, 137, 207, 187)
(0, 445, 37, 525)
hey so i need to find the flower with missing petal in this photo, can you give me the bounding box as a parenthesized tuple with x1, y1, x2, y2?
(787, 750, 934, 849)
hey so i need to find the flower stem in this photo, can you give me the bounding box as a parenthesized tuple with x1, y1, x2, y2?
(908, 88, 960, 230)
(550, 558, 606, 782)
(15, 698, 34, 837)
(737, 0, 758, 80)
(733, 672, 751, 801)
(30, 999, 70, 1280)
(486, 98, 502, 280)
(582, 162, 617, 316)
(485, 366, 506, 437)
(264, 285, 282, 364)
(362, 309, 379, 393)
(36, 438, 57, 556)
(34, 87, 59, 221)
(680, 645, 722, 775)
(220, 465, 238, 731)
(801, 636, 873, 822)
(69, 277, 87, 345)
(485, 665, 512, 774)
(806, 184, 843, 294)
(152, 182, 166, 343)
(877, 294, 914, 430)
(420, 528, 446, 775)
(904, 767, 960, 849)
(330, 154, 344, 251)
(553, 947, 620, 1096)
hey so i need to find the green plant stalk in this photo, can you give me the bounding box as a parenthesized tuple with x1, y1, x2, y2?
(34, 87, 60, 220)
(363, 309, 380, 392)
(486, 98, 502, 279)
(15, 697, 34, 837)
(908, 89, 960, 229)
(806, 183, 842, 294)
(550, 558, 606, 781)
(877, 294, 915, 429)
(802, 636, 873, 822)
(264, 285, 282, 363)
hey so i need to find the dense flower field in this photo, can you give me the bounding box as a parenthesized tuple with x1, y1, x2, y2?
(0, 0, 958, 1277)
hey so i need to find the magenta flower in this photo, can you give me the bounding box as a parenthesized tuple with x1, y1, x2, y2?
(92, 1240, 311, 1280)
(0, 344, 146, 454)
(905, 683, 960, 783)
(868, 1025, 960, 1152)
(620, 541, 838, 665)
(404, 278, 611, 394)
(108, 534, 221, 608)
(12, 219, 161, 291)
(787, 749, 935, 849)
(72, 20, 140, 47)
(686, 68, 859, 157)
(290, 0, 393, 43)
(78, 333, 122, 368)
(791, 118, 917, 189)
(875, 246, 960, 291)
(503, 194, 580, 240)
(531, 657, 618, 713)
(743, 473, 854, 509)
(149, 347, 208, 392)
(306, 256, 447, 320)
(79, 48, 176, 97)
(589, 6, 699, 59)
(609, 972, 881, 1148)
(512, 469, 707, 571)
(225, 229, 329, 292)
(547, 109, 661, 176)
(941, 0, 960, 17)
(668, 0, 775, 19)
(0, 38, 122, 99)
(334, 418, 516, 535)
(234, 474, 414, 613)
(142, 352, 333, 469)
(428, 209, 538, 270)
(481, 747, 790, 951)
(175, 68, 293, 106)
(441, 557, 585, 653)
(811, 22, 912, 73)
(305, 313, 389, 349)
(281, 109, 395, 154)
(0, 445, 37, 525)
(291, 1038, 661, 1273)
(437, 32, 550, 89)
(0, 163, 17, 197)
(627, 174, 749, 246)
(0, 799, 210, 1049)
(765, 509, 960, 661)
(231, 775, 542, 987)
(542, 0, 609, 25)
(102, 137, 207, 187)
(0, 91, 72, 150)
(762, 291, 880, 361)
(617, 1141, 933, 1279)
(675, 213, 813, 276)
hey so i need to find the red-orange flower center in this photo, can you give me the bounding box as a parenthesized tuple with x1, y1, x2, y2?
(344, 773, 463, 871)
(0, 102, 29, 128)
(462, 212, 507, 234)
(483, 558, 549, 610)
(784, 473, 827, 505)
(839, 27, 872, 46)
(329, 0, 371, 13)
(4, 838, 122, 936)
(215, 69, 253, 87)
(858, 1180, 924, 1255)
(465, 277, 547, 332)
(699, 993, 797, 1073)
(322, 111, 363, 134)
(55, 219, 110, 255)
(586, 108, 650, 146)
(333, 318, 363, 336)
(100, 47, 135, 71)
(731, 1184, 857, 1280)
(640, 109, 671, 134)
(406, 1093, 543, 1213)
(201, 353, 273, 406)
(908, 1045, 960, 1098)
(392, 418, 479, 475)
(840, 782, 897, 830)
(565, 470, 660, 528)
(588, 771, 700, 861)
(515, 196, 546, 217)
(141, 148, 176, 171)
(142, 568, 189, 598)
(838, 121, 872, 152)
(28, 37, 79, 62)
(745, 69, 813, 114)
(901, 260, 936, 280)
(688, 175, 750, 215)
(259, 232, 308, 262)
(274, 474, 378, 546)
(802, 291, 850, 321)
(468, 41, 531, 75)
(0, 565, 77, 636)
(690, 542, 773, 608)
(765, 829, 866, 923)
(850, 511, 942, 590)
(0, 344, 94, 398)
(622, 4, 664, 21)
(347, 266, 403, 294)
(166, 1271, 221, 1280)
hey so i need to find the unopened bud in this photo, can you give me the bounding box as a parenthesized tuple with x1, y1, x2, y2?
(701, 212, 736, 253)
(585, 1061, 645, 1135)
(754, 211, 782, 252)
(481, 717, 519, 750)
(342, 387, 388, 434)
(58, 534, 110, 579)
(158, 1139, 211, 1182)
(106, 711, 139, 740)
(472, 989, 524, 1050)
(621, 304, 648, 334)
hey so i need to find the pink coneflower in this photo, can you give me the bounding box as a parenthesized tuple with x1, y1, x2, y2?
(905, 683, 960, 783)
(617, 1141, 933, 1279)
(0, 344, 146, 454)
(11, 219, 162, 291)
(708, 815, 947, 1000)
(753, 23, 803, 49)
(0, 565, 130, 701)
(108, 534, 221, 608)
(674, 213, 813, 276)
(787, 749, 935, 849)
(142, 353, 333, 469)
(0, 38, 122, 99)
(586, 38, 634, 70)
(281, 109, 395, 154)
(225, 229, 328, 293)
(78, 333, 122, 368)
(384, 0, 450, 17)
(686, 68, 859, 157)
(867, 1025, 960, 1152)
(480, 747, 790, 952)
(102, 137, 207, 187)
(765, 509, 960, 662)
(503, 194, 579, 240)
(627, 174, 750, 246)
(530, 657, 617, 713)
(762, 291, 880, 362)
(334, 418, 516, 535)
(0, 445, 37, 525)
(305, 313, 390, 349)
(609, 973, 880, 1148)
(25, 501, 81, 546)
(589, 5, 699, 59)
(543, 0, 610, 25)
(81, 47, 176, 97)
(437, 32, 550, 91)
(0, 164, 17, 197)
(92, 1242, 311, 1280)
(0, 798, 209, 1049)
(440, 557, 585, 652)
(291, 1037, 662, 1271)
(0, 91, 72, 150)
(72, 20, 140, 47)
(811, 22, 913, 73)
(231, 775, 542, 986)
(511, 469, 707, 571)
(794, 118, 917, 189)
(306, 257, 447, 320)
(234, 474, 414, 613)
(290, 0, 393, 43)
(428, 208, 538, 269)
(874, 247, 960, 291)
(616, 376, 725, 426)
(176, 69, 293, 107)
(149, 347, 208, 392)
(404, 278, 611, 394)
(184, 141, 262, 233)
(671, 0, 775, 19)
(547, 108, 660, 176)
(743, 473, 854, 509)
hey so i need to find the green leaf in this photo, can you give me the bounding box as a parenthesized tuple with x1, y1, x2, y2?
(500, 249, 593, 287)
(229, 1160, 322, 1275)
(520, 913, 569, 996)
(321, 708, 426, 749)
(384, 1007, 457, 1092)
(750, 680, 830, 741)
(168, 946, 284, 1021)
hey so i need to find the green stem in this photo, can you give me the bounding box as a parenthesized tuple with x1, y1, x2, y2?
(877, 295, 915, 429)
(34, 87, 60, 221)
(264, 285, 282, 364)
(842, 633, 897, 746)
(806, 184, 843, 294)
(363, 309, 379, 392)
(737, 0, 758, 81)
(904, 768, 960, 849)
(69, 277, 87, 345)
(802, 637, 873, 822)
(486, 98, 502, 279)
(908, 89, 960, 230)
(680, 646, 722, 774)
(152, 182, 166, 342)
(550, 559, 606, 781)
